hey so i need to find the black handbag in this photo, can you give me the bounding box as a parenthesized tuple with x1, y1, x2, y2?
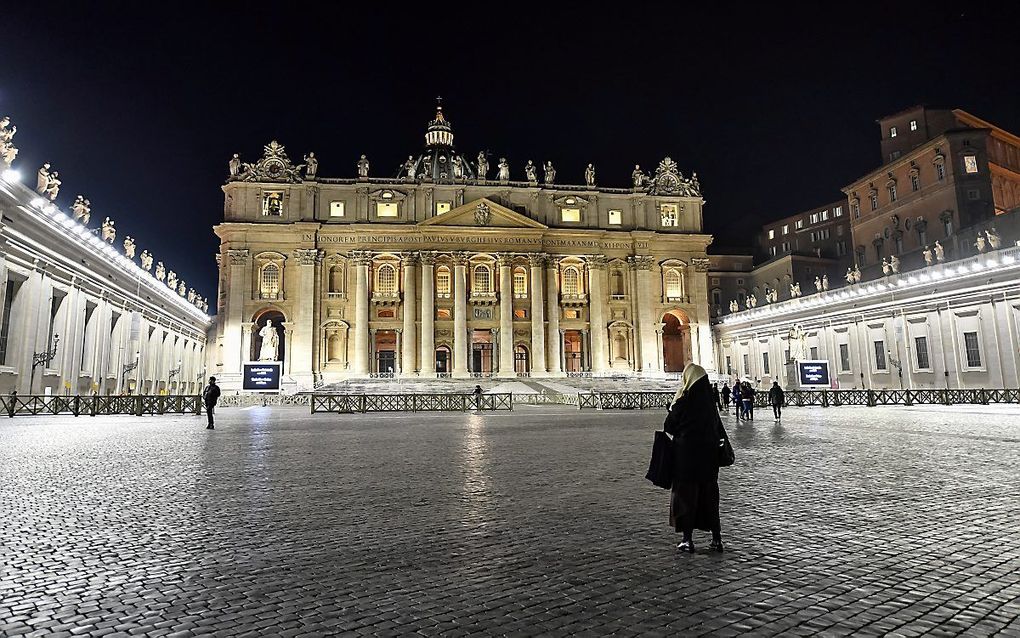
(645, 430, 674, 489)
(717, 418, 735, 467)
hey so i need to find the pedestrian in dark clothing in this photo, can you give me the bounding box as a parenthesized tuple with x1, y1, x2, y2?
(712, 383, 722, 411)
(731, 382, 742, 420)
(741, 382, 755, 420)
(472, 384, 483, 410)
(202, 377, 221, 429)
(664, 363, 725, 553)
(768, 381, 784, 419)
(721, 383, 731, 408)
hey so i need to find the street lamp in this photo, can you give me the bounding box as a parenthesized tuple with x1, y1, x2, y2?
(168, 359, 182, 394)
(122, 352, 140, 395)
(29, 334, 59, 394)
(887, 350, 904, 389)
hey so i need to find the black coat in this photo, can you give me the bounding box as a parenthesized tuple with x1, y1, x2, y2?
(663, 376, 721, 483)
(203, 384, 221, 406)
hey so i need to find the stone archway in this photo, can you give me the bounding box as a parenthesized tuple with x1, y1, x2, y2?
(252, 309, 286, 363)
(661, 309, 691, 373)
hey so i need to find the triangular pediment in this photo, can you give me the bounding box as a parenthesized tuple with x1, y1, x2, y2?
(418, 198, 547, 229)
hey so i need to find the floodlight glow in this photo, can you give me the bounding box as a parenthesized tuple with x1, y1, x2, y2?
(1, 169, 21, 183)
(30, 197, 46, 208)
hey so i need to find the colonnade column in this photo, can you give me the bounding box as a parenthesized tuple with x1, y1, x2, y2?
(545, 258, 562, 375)
(293, 249, 320, 383)
(223, 249, 249, 376)
(587, 255, 609, 373)
(351, 250, 371, 375)
(497, 253, 514, 377)
(400, 252, 418, 377)
(691, 258, 716, 372)
(528, 253, 547, 375)
(452, 251, 469, 377)
(630, 256, 658, 374)
(419, 252, 436, 376)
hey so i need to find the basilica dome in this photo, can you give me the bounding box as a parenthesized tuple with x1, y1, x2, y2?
(397, 101, 477, 182)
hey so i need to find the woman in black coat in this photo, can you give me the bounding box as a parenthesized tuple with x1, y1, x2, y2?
(664, 363, 724, 553)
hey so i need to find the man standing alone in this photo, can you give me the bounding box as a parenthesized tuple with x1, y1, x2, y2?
(203, 376, 221, 429)
(721, 382, 730, 409)
(768, 381, 784, 420)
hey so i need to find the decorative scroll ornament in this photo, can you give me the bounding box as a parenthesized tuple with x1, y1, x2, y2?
(646, 157, 701, 197)
(474, 202, 491, 226)
(237, 140, 304, 183)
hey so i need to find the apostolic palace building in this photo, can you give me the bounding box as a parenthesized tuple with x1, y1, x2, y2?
(212, 104, 715, 389)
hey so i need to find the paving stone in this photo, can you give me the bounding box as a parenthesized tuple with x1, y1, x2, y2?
(1, 404, 1018, 635)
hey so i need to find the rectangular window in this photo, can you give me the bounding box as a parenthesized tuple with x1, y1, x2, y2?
(376, 202, 399, 217)
(870, 193, 879, 211)
(0, 278, 22, 365)
(436, 308, 451, 319)
(910, 174, 920, 192)
(561, 208, 581, 223)
(564, 309, 580, 319)
(769, 246, 777, 257)
(836, 240, 847, 256)
(963, 331, 982, 368)
(742, 353, 749, 375)
(890, 151, 901, 161)
(781, 241, 791, 253)
(809, 346, 818, 360)
(329, 201, 345, 217)
(833, 206, 843, 217)
(839, 343, 851, 372)
(711, 289, 722, 306)
(914, 336, 930, 370)
(768, 229, 775, 239)
(436, 201, 452, 215)
(762, 352, 770, 376)
(967, 189, 980, 200)
(513, 308, 527, 320)
(936, 163, 946, 181)
(782, 224, 789, 235)
(796, 219, 805, 229)
(873, 340, 887, 371)
(809, 231, 816, 243)
(888, 185, 897, 202)
(963, 155, 979, 174)
(608, 209, 622, 225)
(910, 119, 918, 131)
(659, 204, 679, 227)
(809, 213, 818, 224)
(821, 210, 829, 221)
(890, 126, 898, 138)
(262, 191, 284, 216)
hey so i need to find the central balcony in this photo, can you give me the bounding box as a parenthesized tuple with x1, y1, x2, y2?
(371, 291, 402, 306)
(560, 293, 588, 306)
(469, 291, 498, 306)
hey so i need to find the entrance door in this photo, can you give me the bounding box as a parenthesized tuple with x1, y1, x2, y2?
(435, 347, 450, 373)
(514, 345, 529, 374)
(472, 343, 493, 373)
(377, 350, 396, 374)
(661, 312, 688, 372)
(564, 330, 583, 372)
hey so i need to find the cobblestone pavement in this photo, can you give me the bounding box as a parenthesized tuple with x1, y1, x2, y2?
(2, 404, 1020, 637)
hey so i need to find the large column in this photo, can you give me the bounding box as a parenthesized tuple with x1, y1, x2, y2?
(690, 323, 701, 366)
(528, 253, 547, 375)
(419, 252, 436, 376)
(400, 252, 418, 376)
(223, 249, 249, 378)
(698, 322, 714, 373)
(545, 258, 562, 375)
(587, 255, 609, 373)
(497, 253, 514, 377)
(691, 258, 716, 373)
(452, 251, 469, 377)
(351, 250, 371, 375)
(630, 256, 658, 374)
(292, 249, 320, 384)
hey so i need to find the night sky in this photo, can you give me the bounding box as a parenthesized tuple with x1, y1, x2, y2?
(2, 4, 1018, 302)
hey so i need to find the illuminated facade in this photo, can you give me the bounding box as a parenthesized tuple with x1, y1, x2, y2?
(213, 105, 715, 389)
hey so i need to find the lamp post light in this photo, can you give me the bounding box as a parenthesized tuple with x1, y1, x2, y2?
(122, 352, 140, 395)
(887, 350, 904, 389)
(168, 359, 182, 394)
(29, 334, 59, 395)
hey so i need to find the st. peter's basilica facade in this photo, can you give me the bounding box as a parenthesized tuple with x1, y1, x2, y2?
(213, 105, 714, 389)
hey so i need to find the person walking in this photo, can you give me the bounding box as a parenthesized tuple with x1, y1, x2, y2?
(712, 383, 722, 411)
(741, 382, 755, 420)
(472, 384, 483, 411)
(731, 382, 742, 420)
(768, 381, 784, 420)
(721, 382, 730, 409)
(664, 363, 726, 553)
(202, 376, 221, 429)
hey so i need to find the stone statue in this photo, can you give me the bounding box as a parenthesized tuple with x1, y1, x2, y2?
(477, 152, 488, 180)
(71, 195, 91, 223)
(123, 236, 136, 259)
(228, 153, 241, 177)
(822, 275, 829, 291)
(0, 116, 13, 142)
(890, 255, 901, 274)
(357, 154, 370, 178)
(986, 227, 1001, 250)
(36, 163, 51, 194)
(187, 288, 196, 303)
(882, 258, 891, 276)
(177, 281, 186, 296)
(845, 268, 854, 284)
(166, 270, 177, 290)
(0, 117, 16, 168)
(852, 265, 862, 283)
(975, 233, 987, 253)
(403, 155, 416, 180)
(794, 282, 802, 297)
(258, 320, 280, 361)
(543, 161, 556, 184)
(155, 261, 165, 282)
(690, 172, 701, 195)
(452, 155, 464, 179)
(632, 164, 645, 188)
(584, 163, 596, 187)
(303, 152, 318, 179)
(814, 276, 822, 292)
(524, 160, 537, 183)
(101, 217, 116, 243)
(44, 171, 61, 201)
(497, 158, 510, 182)
(140, 250, 153, 271)
(934, 240, 945, 262)
(729, 299, 738, 312)
(771, 288, 779, 303)
(201, 298, 209, 313)
(788, 324, 807, 361)
(923, 246, 933, 266)
(746, 293, 757, 309)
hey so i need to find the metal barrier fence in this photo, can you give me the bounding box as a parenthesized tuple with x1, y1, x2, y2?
(310, 393, 514, 414)
(578, 388, 1020, 410)
(1, 395, 203, 417)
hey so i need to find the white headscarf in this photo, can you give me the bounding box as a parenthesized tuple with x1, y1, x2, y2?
(672, 363, 708, 404)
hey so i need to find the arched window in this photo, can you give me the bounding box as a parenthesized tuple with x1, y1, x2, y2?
(377, 264, 397, 294)
(473, 265, 491, 294)
(512, 267, 527, 298)
(562, 266, 580, 295)
(436, 266, 451, 297)
(329, 266, 344, 293)
(665, 269, 683, 299)
(260, 264, 280, 299)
